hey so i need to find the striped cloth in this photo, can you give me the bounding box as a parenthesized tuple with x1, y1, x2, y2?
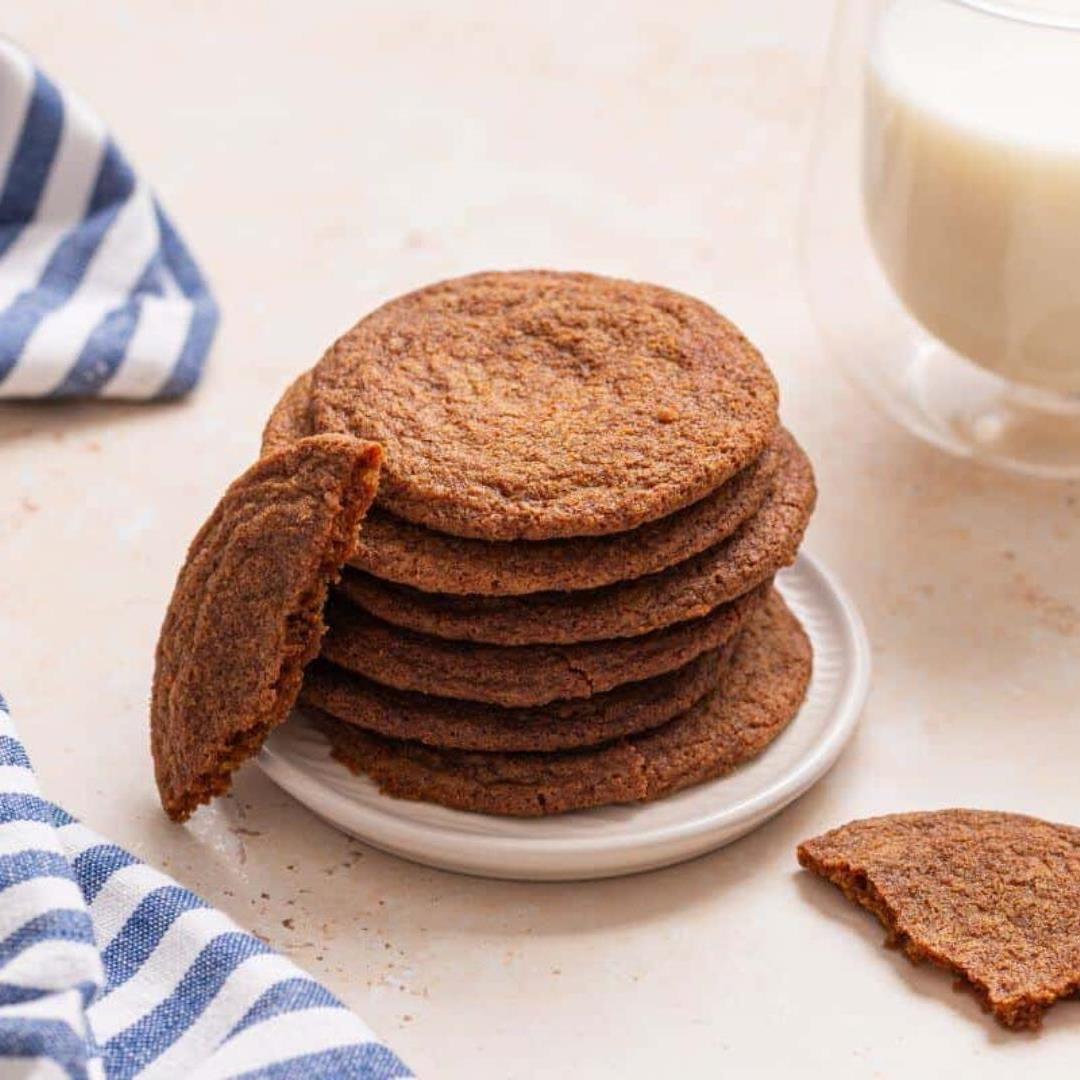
(0, 42, 409, 1079)
(0, 39, 218, 399)
(0, 694, 411, 1079)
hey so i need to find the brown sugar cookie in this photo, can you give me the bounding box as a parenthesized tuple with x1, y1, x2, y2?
(321, 581, 769, 708)
(349, 439, 779, 595)
(151, 435, 383, 821)
(315, 590, 811, 816)
(299, 641, 735, 753)
(797, 810, 1080, 1031)
(264, 371, 781, 596)
(337, 430, 815, 645)
(308, 270, 779, 540)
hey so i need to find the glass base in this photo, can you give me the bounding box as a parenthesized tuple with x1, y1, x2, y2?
(901, 340, 1080, 479)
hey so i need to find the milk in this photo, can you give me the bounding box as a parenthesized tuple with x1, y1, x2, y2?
(864, 0, 1080, 393)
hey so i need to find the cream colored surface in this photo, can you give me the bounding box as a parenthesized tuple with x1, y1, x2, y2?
(2, 2, 1079, 1075)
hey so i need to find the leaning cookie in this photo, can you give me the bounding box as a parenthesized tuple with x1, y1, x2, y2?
(316, 590, 811, 816)
(151, 435, 382, 821)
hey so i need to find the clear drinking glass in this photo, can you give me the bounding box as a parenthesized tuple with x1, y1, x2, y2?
(801, 0, 1080, 478)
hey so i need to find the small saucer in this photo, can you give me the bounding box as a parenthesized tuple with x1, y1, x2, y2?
(257, 552, 870, 881)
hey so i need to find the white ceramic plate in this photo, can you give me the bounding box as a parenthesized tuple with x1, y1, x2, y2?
(257, 552, 870, 881)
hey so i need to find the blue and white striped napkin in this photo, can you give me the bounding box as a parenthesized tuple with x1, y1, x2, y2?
(0, 39, 218, 399)
(0, 695, 411, 1079)
(0, 44, 409, 1079)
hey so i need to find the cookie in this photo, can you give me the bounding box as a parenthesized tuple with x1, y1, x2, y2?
(350, 440, 779, 595)
(315, 590, 811, 816)
(151, 435, 383, 821)
(337, 430, 814, 645)
(798, 810, 1080, 1031)
(320, 581, 769, 708)
(264, 371, 781, 596)
(300, 641, 735, 752)
(308, 270, 779, 540)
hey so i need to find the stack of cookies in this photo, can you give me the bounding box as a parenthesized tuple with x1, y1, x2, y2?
(262, 271, 817, 817)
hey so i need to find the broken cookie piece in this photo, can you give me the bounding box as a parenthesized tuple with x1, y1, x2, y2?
(151, 434, 382, 821)
(797, 809, 1080, 1030)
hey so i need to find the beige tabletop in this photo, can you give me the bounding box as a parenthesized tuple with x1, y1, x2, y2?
(4, 2, 1080, 1076)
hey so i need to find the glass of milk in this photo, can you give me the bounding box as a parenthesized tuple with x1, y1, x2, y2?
(802, 0, 1080, 477)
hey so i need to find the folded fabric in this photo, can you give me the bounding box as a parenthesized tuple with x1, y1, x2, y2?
(0, 694, 411, 1079)
(0, 39, 218, 399)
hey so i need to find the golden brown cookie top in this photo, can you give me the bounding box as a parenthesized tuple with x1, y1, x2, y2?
(151, 434, 382, 822)
(798, 810, 1080, 1030)
(309, 270, 779, 540)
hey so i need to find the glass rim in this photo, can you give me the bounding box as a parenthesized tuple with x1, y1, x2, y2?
(947, 0, 1080, 29)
